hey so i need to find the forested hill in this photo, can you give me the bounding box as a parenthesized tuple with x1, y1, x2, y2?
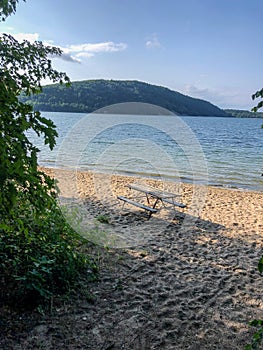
(20, 79, 229, 116)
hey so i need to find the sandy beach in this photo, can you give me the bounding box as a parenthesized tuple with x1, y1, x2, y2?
(7, 167, 263, 349)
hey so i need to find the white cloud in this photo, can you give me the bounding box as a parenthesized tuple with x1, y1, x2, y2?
(56, 41, 127, 63)
(145, 34, 161, 49)
(182, 84, 253, 109)
(65, 41, 127, 54)
(59, 52, 81, 64)
(184, 85, 215, 100)
(44, 39, 54, 45)
(12, 32, 39, 43)
(75, 52, 95, 58)
(1, 30, 127, 64)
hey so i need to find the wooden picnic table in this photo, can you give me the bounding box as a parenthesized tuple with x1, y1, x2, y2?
(117, 183, 186, 218)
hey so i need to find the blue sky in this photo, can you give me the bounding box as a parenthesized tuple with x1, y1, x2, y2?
(1, 0, 263, 110)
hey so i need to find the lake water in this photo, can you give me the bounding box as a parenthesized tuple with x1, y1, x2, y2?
(31, 111, 263, 191)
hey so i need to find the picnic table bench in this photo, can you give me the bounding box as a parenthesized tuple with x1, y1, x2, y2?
(117, 183, 186, 218)
(117, 196, 158, 214)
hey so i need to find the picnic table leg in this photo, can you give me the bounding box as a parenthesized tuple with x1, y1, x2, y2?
(146, 194, 151, 205)
(146, 194, 160, 209)
(147, 198, 160, 219)
(152, 198, 160, 210)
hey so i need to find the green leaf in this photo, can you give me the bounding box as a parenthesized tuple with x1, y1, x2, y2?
(250, 320, 263, 327)
(258, 257, 263, 274)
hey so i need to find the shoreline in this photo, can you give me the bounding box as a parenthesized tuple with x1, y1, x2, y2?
(40, 165, 263, 194)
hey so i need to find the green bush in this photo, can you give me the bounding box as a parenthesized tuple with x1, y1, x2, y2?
(245, 320, 263, 350)
(0, 194, 98, 306)
(0, 10, 98, 308)
(245, 256, 263, 350)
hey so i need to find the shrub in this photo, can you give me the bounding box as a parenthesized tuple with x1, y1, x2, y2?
(0, 194, 98, 306)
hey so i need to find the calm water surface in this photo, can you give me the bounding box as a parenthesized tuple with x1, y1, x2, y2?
(32, 112, 263, 191)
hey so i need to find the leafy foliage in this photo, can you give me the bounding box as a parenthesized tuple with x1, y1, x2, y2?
(20, 79, 229, 116)
(245, 86, 263, 349)
(258, 256, 263, 273)
(252, 88, 263, 112)
(245, 257, 263, 350)
(0, 33, 70, 214)
(0, 197, 97, 304)
(245, 320, 263, 350)
(0, 3, 97, 306)
(0, 0, 25, 21)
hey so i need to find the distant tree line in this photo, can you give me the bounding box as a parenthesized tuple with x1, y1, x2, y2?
(224, 109, 263, 118)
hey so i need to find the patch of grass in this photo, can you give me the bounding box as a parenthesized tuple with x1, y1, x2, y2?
(96, 214, 111, 224)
